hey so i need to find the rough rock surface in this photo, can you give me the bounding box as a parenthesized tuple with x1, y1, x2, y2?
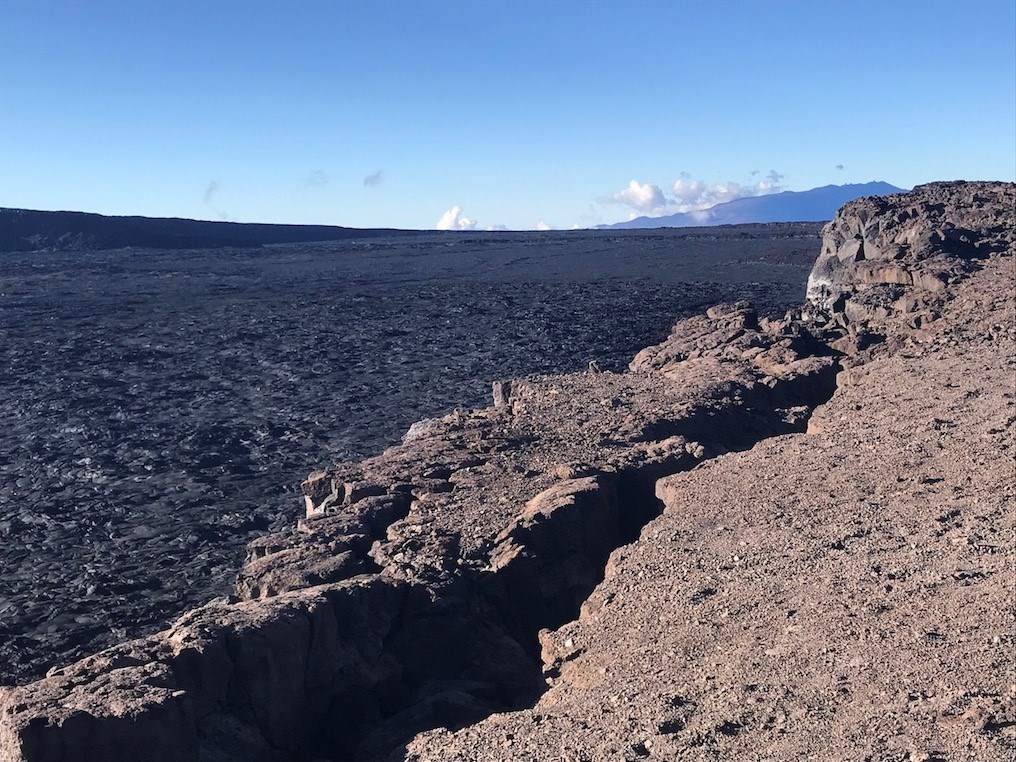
(1, 183, 1012, 761)
(0, 225, 820, 686)
(806, 181, 1013, 332)
(409, 216, 1016, 760)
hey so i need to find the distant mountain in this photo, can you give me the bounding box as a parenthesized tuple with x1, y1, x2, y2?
(0, 208, 413, 252)
(602, 182, 906, 230)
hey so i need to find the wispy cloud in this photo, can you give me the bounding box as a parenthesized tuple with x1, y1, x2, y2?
(577, 203, 605, 227)
(436, 205, 477, 230)
(304, 169, 329, 188)
(363, 170, 384, 187)
(203, 180, 221, 205)
(202, 180, 229, 221)
(671, 170, 785, 212)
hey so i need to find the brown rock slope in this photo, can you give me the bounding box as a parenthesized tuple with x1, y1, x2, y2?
(1, 181, 1013, 761)
(409, 184, 1016, 761)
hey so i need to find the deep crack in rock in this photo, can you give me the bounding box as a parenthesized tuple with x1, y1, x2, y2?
(1, 182, 1013, 762)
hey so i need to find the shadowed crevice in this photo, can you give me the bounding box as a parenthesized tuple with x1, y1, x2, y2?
(329, 361, 843, 761)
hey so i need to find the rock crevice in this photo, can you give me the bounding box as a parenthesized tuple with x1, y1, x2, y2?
(2, 182, 1012, 761)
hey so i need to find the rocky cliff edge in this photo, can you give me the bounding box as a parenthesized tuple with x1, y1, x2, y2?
(1, 182, 1013, 761)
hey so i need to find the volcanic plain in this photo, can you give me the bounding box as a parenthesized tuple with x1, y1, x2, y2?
(0, 224, 821, 685)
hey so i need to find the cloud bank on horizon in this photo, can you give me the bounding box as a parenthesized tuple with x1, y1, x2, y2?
(434, 170, 799, 231)
(605, 170, 787, 221)
(436, 206, 477, 231)
(437, 206, 542, 232)
(441, 171, 797, 230)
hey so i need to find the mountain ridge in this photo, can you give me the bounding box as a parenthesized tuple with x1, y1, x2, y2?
(0, 207, 414, 252)
(602, 181, 906, 229)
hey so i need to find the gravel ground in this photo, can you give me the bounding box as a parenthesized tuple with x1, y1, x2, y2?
(0, 225, 820, 684)
(409, 253, 1016, 762)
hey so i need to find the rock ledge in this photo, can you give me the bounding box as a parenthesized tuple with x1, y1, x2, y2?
(1, 181, 1012, 761)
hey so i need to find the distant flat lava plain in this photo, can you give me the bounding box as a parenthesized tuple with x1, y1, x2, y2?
(0, 224, 821, 684)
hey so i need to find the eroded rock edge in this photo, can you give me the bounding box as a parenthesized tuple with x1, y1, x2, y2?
(1, 181, 1012, 762)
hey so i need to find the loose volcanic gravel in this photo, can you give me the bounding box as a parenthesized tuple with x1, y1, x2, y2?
(0, 225, 820, 684)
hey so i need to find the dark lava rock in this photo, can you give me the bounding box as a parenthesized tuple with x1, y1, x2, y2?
(0, 225, 820, 686)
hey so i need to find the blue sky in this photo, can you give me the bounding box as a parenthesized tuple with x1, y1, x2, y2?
(1, 1, 1013, 230)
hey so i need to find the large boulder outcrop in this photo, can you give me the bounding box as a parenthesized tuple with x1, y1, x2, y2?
(805, 181, 1014, 331)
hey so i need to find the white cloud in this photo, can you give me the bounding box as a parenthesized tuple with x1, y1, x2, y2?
(671, 174, 751, 211)
(670, 174, 709, 207)
(599, 170, 788, 222)
(751, 170, 786, 195)
(536, 221, 552, 231)
(608, 179, 670, 215)
(436, 205, 477, 231)
(668, 171, 786, 213)
(484, 224, 507, 231)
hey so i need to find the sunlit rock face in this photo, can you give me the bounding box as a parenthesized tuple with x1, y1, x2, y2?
(805, 181, 1015, 328)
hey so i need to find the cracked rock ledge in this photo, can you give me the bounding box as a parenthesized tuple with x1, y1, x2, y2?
(1, 181, 1013, 761)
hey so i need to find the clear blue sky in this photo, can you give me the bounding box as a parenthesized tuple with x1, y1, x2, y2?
(1, 1, 1013, 230)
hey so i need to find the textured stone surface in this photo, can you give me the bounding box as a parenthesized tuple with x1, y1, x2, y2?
(2, 183, 1013, 761)
(805, 181, 1014, 330)
(410, 252, 1015, 762)
(0, 288, 837, 760)
(0, 225, 821, 686)
(406, 185, 1015, 760)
